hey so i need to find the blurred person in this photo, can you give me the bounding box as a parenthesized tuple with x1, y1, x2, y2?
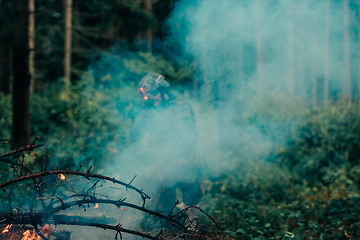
(130, 73, 202, 213)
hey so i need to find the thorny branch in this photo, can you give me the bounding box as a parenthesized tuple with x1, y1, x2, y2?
(0, 170, 151, 206)
(0, 140, 221, 239)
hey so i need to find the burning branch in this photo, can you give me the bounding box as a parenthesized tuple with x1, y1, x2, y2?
(0, 140, 221, 239)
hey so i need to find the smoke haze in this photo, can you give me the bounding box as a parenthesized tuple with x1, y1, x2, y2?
(68, 0, 360, 238)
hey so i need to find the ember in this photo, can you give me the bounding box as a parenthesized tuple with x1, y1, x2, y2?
(94, 203, 99, 208)
(21, 229, 34, 240)
(1, 224, 51, 240)
(143, 95, 148, 100)
(1, 224, 12, 233)
(59, 173, 66, 180)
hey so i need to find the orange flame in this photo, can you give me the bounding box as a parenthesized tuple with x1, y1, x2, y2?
(140, 87, 144, 93)
(20, 225, 51, 240)
(59, 174, 65, 180)
(94, 203, 99, 208)
(143, 95, 148, 100)
(2, 224, 12, 233)
(1, 224, 51, 240)
(21, 230, 32, 240)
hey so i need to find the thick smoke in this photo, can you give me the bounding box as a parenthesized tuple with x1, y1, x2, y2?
(168, 0, 358, 97)
(70, 0, 360, 238)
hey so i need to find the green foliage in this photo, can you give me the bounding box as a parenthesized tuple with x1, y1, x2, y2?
(30, 0, 165, 84)
(200, 97, 360, 239)
(29, 74, 138, 170)
(278, 100, 360, 185)
(123, 52, 193, 84)
(2, 53, 360, 238)
(0, 51, 191, 171)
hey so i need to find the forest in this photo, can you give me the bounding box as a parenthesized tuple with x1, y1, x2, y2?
(1, 0, 360, 239)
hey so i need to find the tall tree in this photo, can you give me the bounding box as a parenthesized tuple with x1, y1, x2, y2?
(12, 0, 30, 146)
(286, 0, 295, 94)
(0, 0, 12, 95)
(358, 0, 360, 102)
(324, 0, 330, 105)
(64, 0, 72, 85)
(0, 20, 4, 93)
(192, 61, 198, 100)
(29, 0, 35, 92)
(312, 43, 317, 107)
(343, 0, 351, 104)
(255, 0, 263, 88)
(145, 0, 153, 50)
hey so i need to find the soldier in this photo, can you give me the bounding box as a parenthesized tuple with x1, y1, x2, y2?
(130, 73, 202, 213)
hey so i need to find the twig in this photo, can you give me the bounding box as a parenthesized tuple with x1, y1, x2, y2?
(44, 149, 49, 172)
(52, 220, 158, 240)
(34, 224, 50, 240)
(168, 200, 179, 216)
(127, 175, 137, 191)
(31, 136, 40, 147)
(173, 206, 220, 230)
(0, 170, 151, 205)
(77, 164, 83, 172)
(8, 184, 15, 213)
(0, 144, 43, 161)
(49, 199, 185, 230)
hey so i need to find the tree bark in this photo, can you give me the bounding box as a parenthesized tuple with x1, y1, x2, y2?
(358, 0, 360, 103)
(193, 61, 198, 100)
(64, 0, 72, 85)
(343, 0, 351, 104)
(144, 0, 153, 51)
(0, 27, 3, 93)
(12, 0, 30, 146)
(0, 39, 11, 95)
(29, 0, 35, 92)
(0, 0, 11, 95)
(286, 0, 295, 94)
(324, 0, 330, 105)
(255, 0, 263, 89)
(312, 37, 317, 108)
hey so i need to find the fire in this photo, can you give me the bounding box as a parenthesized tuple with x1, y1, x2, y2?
(143, 95, 148, 100)
(94, 203, 99, 208)
(59, 174, 66, 180)
(2, 224, 12, 233)
(140, 87, 144, 93)
(21, 230, 34, 240)
(21, 225, 51, 240)
(1, 224, 51, 240)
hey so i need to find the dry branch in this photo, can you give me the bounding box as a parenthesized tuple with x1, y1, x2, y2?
(0, 140, 220, 239)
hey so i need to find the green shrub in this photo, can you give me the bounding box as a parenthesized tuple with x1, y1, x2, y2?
(200, 97, 360, 239)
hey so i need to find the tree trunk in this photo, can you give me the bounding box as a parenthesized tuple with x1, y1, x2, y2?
(12, 0, 30, 147)
(1, 47, 12, 95)
(312, 38, 317, 108)
(192, 61, 198, 100)
(286, 0, 295, 94)
(29, 0, 35, 92)
(0, 0, 11, 95)
(64, 0, 72, 85)
(255, 0, 263, 89)
(144, 0, 153, 51)
(0, 27, 3, 93)
(324, 0, 330, 105)
(358, 0, 360, 103)
(343, 0, 351, 104)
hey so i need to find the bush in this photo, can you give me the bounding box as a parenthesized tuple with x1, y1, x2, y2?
(200, 97, 360, 239)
